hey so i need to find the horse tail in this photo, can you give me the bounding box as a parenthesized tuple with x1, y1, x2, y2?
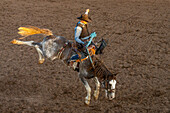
(18, 26, 53, 39)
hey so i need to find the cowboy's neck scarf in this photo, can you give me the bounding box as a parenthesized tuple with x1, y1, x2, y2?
(80, 20, 87, 25)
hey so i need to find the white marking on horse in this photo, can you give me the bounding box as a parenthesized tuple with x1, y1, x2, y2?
(109, 80, 116, 89)
(109, 80, 116, 99)
(94, 77, 100, 100)
(84, 82, 91, 104)
(43, 40, 58, 58)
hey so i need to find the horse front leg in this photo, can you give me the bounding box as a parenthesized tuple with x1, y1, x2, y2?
(11, 39, 45, 64)
(79, 75, 91, 105)
(93, 77, 100, 100)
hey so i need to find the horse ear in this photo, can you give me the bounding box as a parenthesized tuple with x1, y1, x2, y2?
(112, 72, 119, 79)
(114, 72, 119, 76)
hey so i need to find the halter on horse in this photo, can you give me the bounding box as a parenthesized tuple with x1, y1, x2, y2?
(11, 26, 117, 105)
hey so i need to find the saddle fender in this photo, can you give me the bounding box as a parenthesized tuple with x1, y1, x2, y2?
(75, 45, 96, 62)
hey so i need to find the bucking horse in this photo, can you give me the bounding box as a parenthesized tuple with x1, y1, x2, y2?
(11, 26, 117, 105)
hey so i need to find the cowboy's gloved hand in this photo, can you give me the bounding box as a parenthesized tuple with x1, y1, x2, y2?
(90, 32, 97, 38)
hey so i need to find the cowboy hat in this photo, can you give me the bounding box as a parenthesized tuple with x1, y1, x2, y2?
(77, 9, 92, 22)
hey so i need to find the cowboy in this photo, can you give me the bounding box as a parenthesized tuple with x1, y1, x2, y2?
(74, 9, 96, 56)
(67, 9, 96, 69)
(75, 9, 107, 55)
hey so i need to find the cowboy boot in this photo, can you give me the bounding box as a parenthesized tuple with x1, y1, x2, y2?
(95, 39, 107, 55)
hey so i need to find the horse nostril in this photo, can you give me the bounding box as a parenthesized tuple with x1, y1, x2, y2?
(108, 96, 113, 100)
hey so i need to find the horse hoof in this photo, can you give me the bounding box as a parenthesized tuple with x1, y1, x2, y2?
(84, 100, 90, 106)
(11, 39, 23, 45)
(39, 59, 45, 64)
(94, 96, 98, 100)
(84, 97, 90, 105)
(94, 95, 99, 100)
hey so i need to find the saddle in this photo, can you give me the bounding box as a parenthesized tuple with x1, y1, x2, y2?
(68, 42, 96, 71)
(71, 43, 96, 62)
(76, 45, 95, 62)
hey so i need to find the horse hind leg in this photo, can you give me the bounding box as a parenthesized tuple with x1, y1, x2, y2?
(11, 39, 34, 46)
(34, 45, 45, 64)
(11, 39, 45, 64)
(93, 77, 100, 100)
(79, 75, 91, 105)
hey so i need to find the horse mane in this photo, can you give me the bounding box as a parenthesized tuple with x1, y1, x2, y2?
(93, 56, 116, 80)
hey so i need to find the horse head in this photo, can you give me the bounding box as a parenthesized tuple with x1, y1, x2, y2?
(102, 73, 117, 100)
(92, 57, 117, 101)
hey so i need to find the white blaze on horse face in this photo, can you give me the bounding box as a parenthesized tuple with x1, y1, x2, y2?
(109, 80, 116, 89)
(108, 80, 116, 100)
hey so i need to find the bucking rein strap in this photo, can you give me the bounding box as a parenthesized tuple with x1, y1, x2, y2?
(56, 42, 68, 59)
(56, 39, 95, 68)
(56, 42, 82, 60)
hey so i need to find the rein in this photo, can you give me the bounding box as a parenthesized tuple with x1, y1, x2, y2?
(56, 42, 68, 59)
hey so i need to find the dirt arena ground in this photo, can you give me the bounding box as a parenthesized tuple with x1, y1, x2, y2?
(0, 0, 169, 112)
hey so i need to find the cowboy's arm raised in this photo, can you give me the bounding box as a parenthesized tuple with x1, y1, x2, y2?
(75, 26, 84, 44)
(81, 36, 90, 40)
(81, 32, 97, 40)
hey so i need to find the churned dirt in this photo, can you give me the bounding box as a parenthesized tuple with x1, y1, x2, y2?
(0, 0, 169, 112)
